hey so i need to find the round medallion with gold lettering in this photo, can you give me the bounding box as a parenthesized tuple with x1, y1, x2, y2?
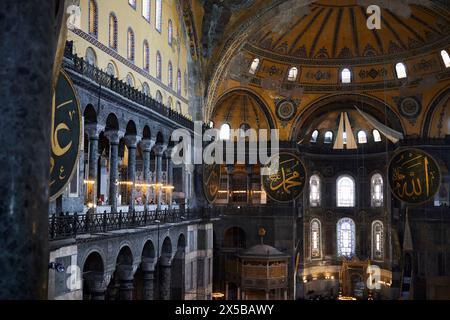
(388, 148, 441, 205)
(262, 152, 306, 203)
(203, 163, 221, 203)
(49, 70, 82, 200)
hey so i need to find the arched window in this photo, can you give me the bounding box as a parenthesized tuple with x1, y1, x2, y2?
(337, 175, 355, 207)
(142, 82, 150, 96)
(127, 28, 135, 62)
(142, 0, 150, 21)
(311, 219, 322, 259)
(106, 62, 117, 77)
(310, 130, 319, 143)
(287, 67, 298, 81)
(395, 62, 407, 79)
(128, 0, 136, 9)
(168, 61, 173, 88)
(239, 123, 250, 138)
(249, 58, 260, 74)
(309, 175, 321, 207)
(337, 218, 355, 257)
(441, 50, 450, 68)
(373, 129, 381, 142)
(126, 73, 135, 88)
(176, 101, 182, 113)
(177, 69, 182, 94)
(155, 90, 163, 103)
(371, 221, 384, 261)
(156, 51, 162, 80)
(371, 173, 384, 207)
(341, 68, 352, 83)
(155, 0, 162, 32)
(324, 131, 333, 144)
(220, 123, 231, 140)
(143, 40, 150, 71)
(357, 131, 367, 144)
(85, 47, 97, 66)
(109, 13, 118, 50)
(88, 0, 98, 38)
(168, 19, 173, 46)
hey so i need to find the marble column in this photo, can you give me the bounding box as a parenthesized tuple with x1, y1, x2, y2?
(0, 1, 65, 298)
(86, 124, 103, 209)
(246, 165, 253, 204)
(105, 130, 122, 213)
(183, 164, 193, 208)
(141, 257, 156, 300)
(166, 148, 174, 208)
(84, 272, 107, 300)
(159, 255, 172, 300)
(154, 144, 167, 210)
(117, 265, 135, 300)
(141, 139, 155, 210)
(226, 165, 234, 204)
(124, 135, 139, 212)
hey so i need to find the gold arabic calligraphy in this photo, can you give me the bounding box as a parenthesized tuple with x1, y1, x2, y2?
(392, 153, 436, 201)
(268, 159, 302, 194)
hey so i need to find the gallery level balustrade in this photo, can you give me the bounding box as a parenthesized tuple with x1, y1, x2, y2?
(49, 207, 219, 240)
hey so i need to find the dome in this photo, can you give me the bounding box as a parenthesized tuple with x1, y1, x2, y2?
(247, 0, 449, 63)
(240, 244, 286, 257)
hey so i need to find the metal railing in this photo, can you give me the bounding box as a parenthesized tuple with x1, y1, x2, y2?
(49, 208, 218, 240)
(63, 41, 195, 130)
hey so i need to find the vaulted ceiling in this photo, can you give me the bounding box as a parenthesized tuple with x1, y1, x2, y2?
(180, 0, 450, 124)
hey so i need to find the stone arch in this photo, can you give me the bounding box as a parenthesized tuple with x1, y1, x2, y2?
(143, 125, 152, 140)
(156, 131, 165, 144)
(82, 251, 105, 300)
(105, 113, 120, 131)
(84, 104, 97, 124)
(134, 239, 157, 300)
(171, 233, 186, 300)
(157, 236, 173, 300)
(223, 226, 246, 249)
(125, 120, 137, 136)
(106, 245, 134, 300)
(421, 87, 450, 138)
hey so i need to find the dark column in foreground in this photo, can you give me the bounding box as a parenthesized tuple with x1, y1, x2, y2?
(0, 1, 58, 299)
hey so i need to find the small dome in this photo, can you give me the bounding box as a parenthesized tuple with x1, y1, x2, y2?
(241, 244, 284, 257)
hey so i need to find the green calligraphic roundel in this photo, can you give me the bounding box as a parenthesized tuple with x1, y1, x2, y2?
(388, 148, 441, 205)
(262, 152, 306, 203)
(203, 163, 221, 203)
(49, 70, 82, 201)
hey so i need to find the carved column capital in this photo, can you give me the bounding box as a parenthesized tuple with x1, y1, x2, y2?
(105, 130, 124, 145)
(153, 143, 168, 156)
(124, 135, 141, 149)
(140, 138, 156, 152)
(85, 123, 105, 139)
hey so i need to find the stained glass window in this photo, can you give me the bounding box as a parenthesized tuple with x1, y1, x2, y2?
(311, 219, 321, 259)
(372, 221, 383, 260)
(371, 173, 383, 207)
(309, 175, 321, 207)
(337, 218, 355, 257)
